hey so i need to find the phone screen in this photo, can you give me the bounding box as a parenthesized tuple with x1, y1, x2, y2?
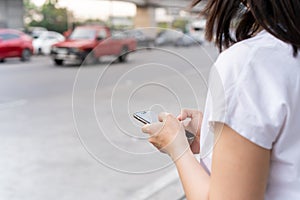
(133, 111, 157, 124)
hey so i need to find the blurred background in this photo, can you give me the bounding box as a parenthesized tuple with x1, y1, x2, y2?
(0, 0, 218, 199)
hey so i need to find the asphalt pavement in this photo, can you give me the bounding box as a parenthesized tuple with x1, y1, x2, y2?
(0, 45, 218, 200)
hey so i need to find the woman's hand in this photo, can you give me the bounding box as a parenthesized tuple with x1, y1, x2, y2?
(142, 112, 191, 160)
(177, 109, 203, 154)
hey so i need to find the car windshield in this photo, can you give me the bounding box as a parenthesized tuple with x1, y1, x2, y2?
(0, 33, 19, 41)
(0, 33, 6, 40)
(35, 32, 48, 39)
(69, 29, 96, 40)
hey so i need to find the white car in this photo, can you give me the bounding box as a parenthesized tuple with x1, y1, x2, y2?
(187, 19, 206, 44)
(33, 31, 65, 55)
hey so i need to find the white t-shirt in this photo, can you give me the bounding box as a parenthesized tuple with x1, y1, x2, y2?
(200, 31, 300, 199)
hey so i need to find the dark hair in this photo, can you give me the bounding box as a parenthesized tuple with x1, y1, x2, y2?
(191, 0, 300, 56)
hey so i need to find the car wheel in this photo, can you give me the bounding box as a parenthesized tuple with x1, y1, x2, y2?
(20, 48, 32, 62)
(54, 59, 64, 66)
(0, 59, 5, 63)
(82, 51, 98, 66)
(38, 48, 43, 55)
(146, 41, 155, 50)
(118, 46, 128, 63)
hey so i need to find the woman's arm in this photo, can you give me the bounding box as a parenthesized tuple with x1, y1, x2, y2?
(174, 123, 271, 200)
(174, 149, 210, 200)
(209, 123, 270, 199)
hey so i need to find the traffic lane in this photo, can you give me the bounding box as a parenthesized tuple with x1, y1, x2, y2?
(0, 91, 174, 200)
(0, 45, 218, 199)
(0, 56, 79, 102)
(0, 81, 176, 199)
(0, 45, 217, 101)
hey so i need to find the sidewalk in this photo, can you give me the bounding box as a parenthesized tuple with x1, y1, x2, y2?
(129, 168, 185, 200)
(147, 177, 185, 200)
(130, 154, 202, 200)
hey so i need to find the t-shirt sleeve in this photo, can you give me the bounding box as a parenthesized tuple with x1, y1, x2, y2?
(206, 44, 287, 149)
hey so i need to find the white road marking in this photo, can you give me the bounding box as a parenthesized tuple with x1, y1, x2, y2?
(0, 99, 27, 110)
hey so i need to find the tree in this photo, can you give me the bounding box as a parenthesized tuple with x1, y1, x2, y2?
(24, 0, 42, 25)
(24, 0, 71, 33)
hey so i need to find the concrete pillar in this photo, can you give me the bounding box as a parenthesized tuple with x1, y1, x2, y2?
(0, 0, 8, 28)
(0, 0, 24, 29)
(134, 6, 156, 37)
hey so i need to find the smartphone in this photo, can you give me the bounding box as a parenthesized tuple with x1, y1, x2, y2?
(133, 110, 195, 144)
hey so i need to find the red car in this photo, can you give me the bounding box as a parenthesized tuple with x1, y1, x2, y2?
(0, 29, 33, 62)
(51, 26, 136, 65)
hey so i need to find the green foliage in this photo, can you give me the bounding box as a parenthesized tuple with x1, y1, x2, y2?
(24, 0, 70, 33)
(24, 0, 38, 12)
(157, 19, 189, 32)
(24, 0, 40, 24)
(157, 22, 169, 29)
(81, 18, 106, 26)
(172, 18, 189, 32)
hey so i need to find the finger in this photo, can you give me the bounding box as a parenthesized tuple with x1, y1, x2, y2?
(179, 109, 191, 121)
(177, 114, 183, 121)
(142, 122, 162, 135)
(142, 124, 150, 134)
(177, 109, 195, 121)
(158, 112, 170, 122)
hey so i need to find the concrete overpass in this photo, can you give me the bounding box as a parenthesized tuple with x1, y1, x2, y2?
(0, 0, 202, 29)
(126, 0, 202, 28)
(124, 0, 194, 8)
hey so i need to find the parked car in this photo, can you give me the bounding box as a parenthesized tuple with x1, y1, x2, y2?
(155, 30, 183, 46)
(50, 25, 137, 66)
(33, 31, 65, 55)
(27, 26, 48, 39)
(187, 19, 206, 44)
(0, 29, 33, 62)
(124, 30, 155, 49)
(174, 33, 196, 47)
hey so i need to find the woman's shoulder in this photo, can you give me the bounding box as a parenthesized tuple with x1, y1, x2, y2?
(214, 30, 296, 83)
(217, 31, 285, 65)
(212, 30, 300, 104)
(219, 30, 298, 65)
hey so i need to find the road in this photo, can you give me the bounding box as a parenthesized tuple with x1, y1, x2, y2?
(0, 45, 218, 200)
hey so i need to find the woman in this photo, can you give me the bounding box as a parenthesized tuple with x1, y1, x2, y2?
(142, 0, 300, 199)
